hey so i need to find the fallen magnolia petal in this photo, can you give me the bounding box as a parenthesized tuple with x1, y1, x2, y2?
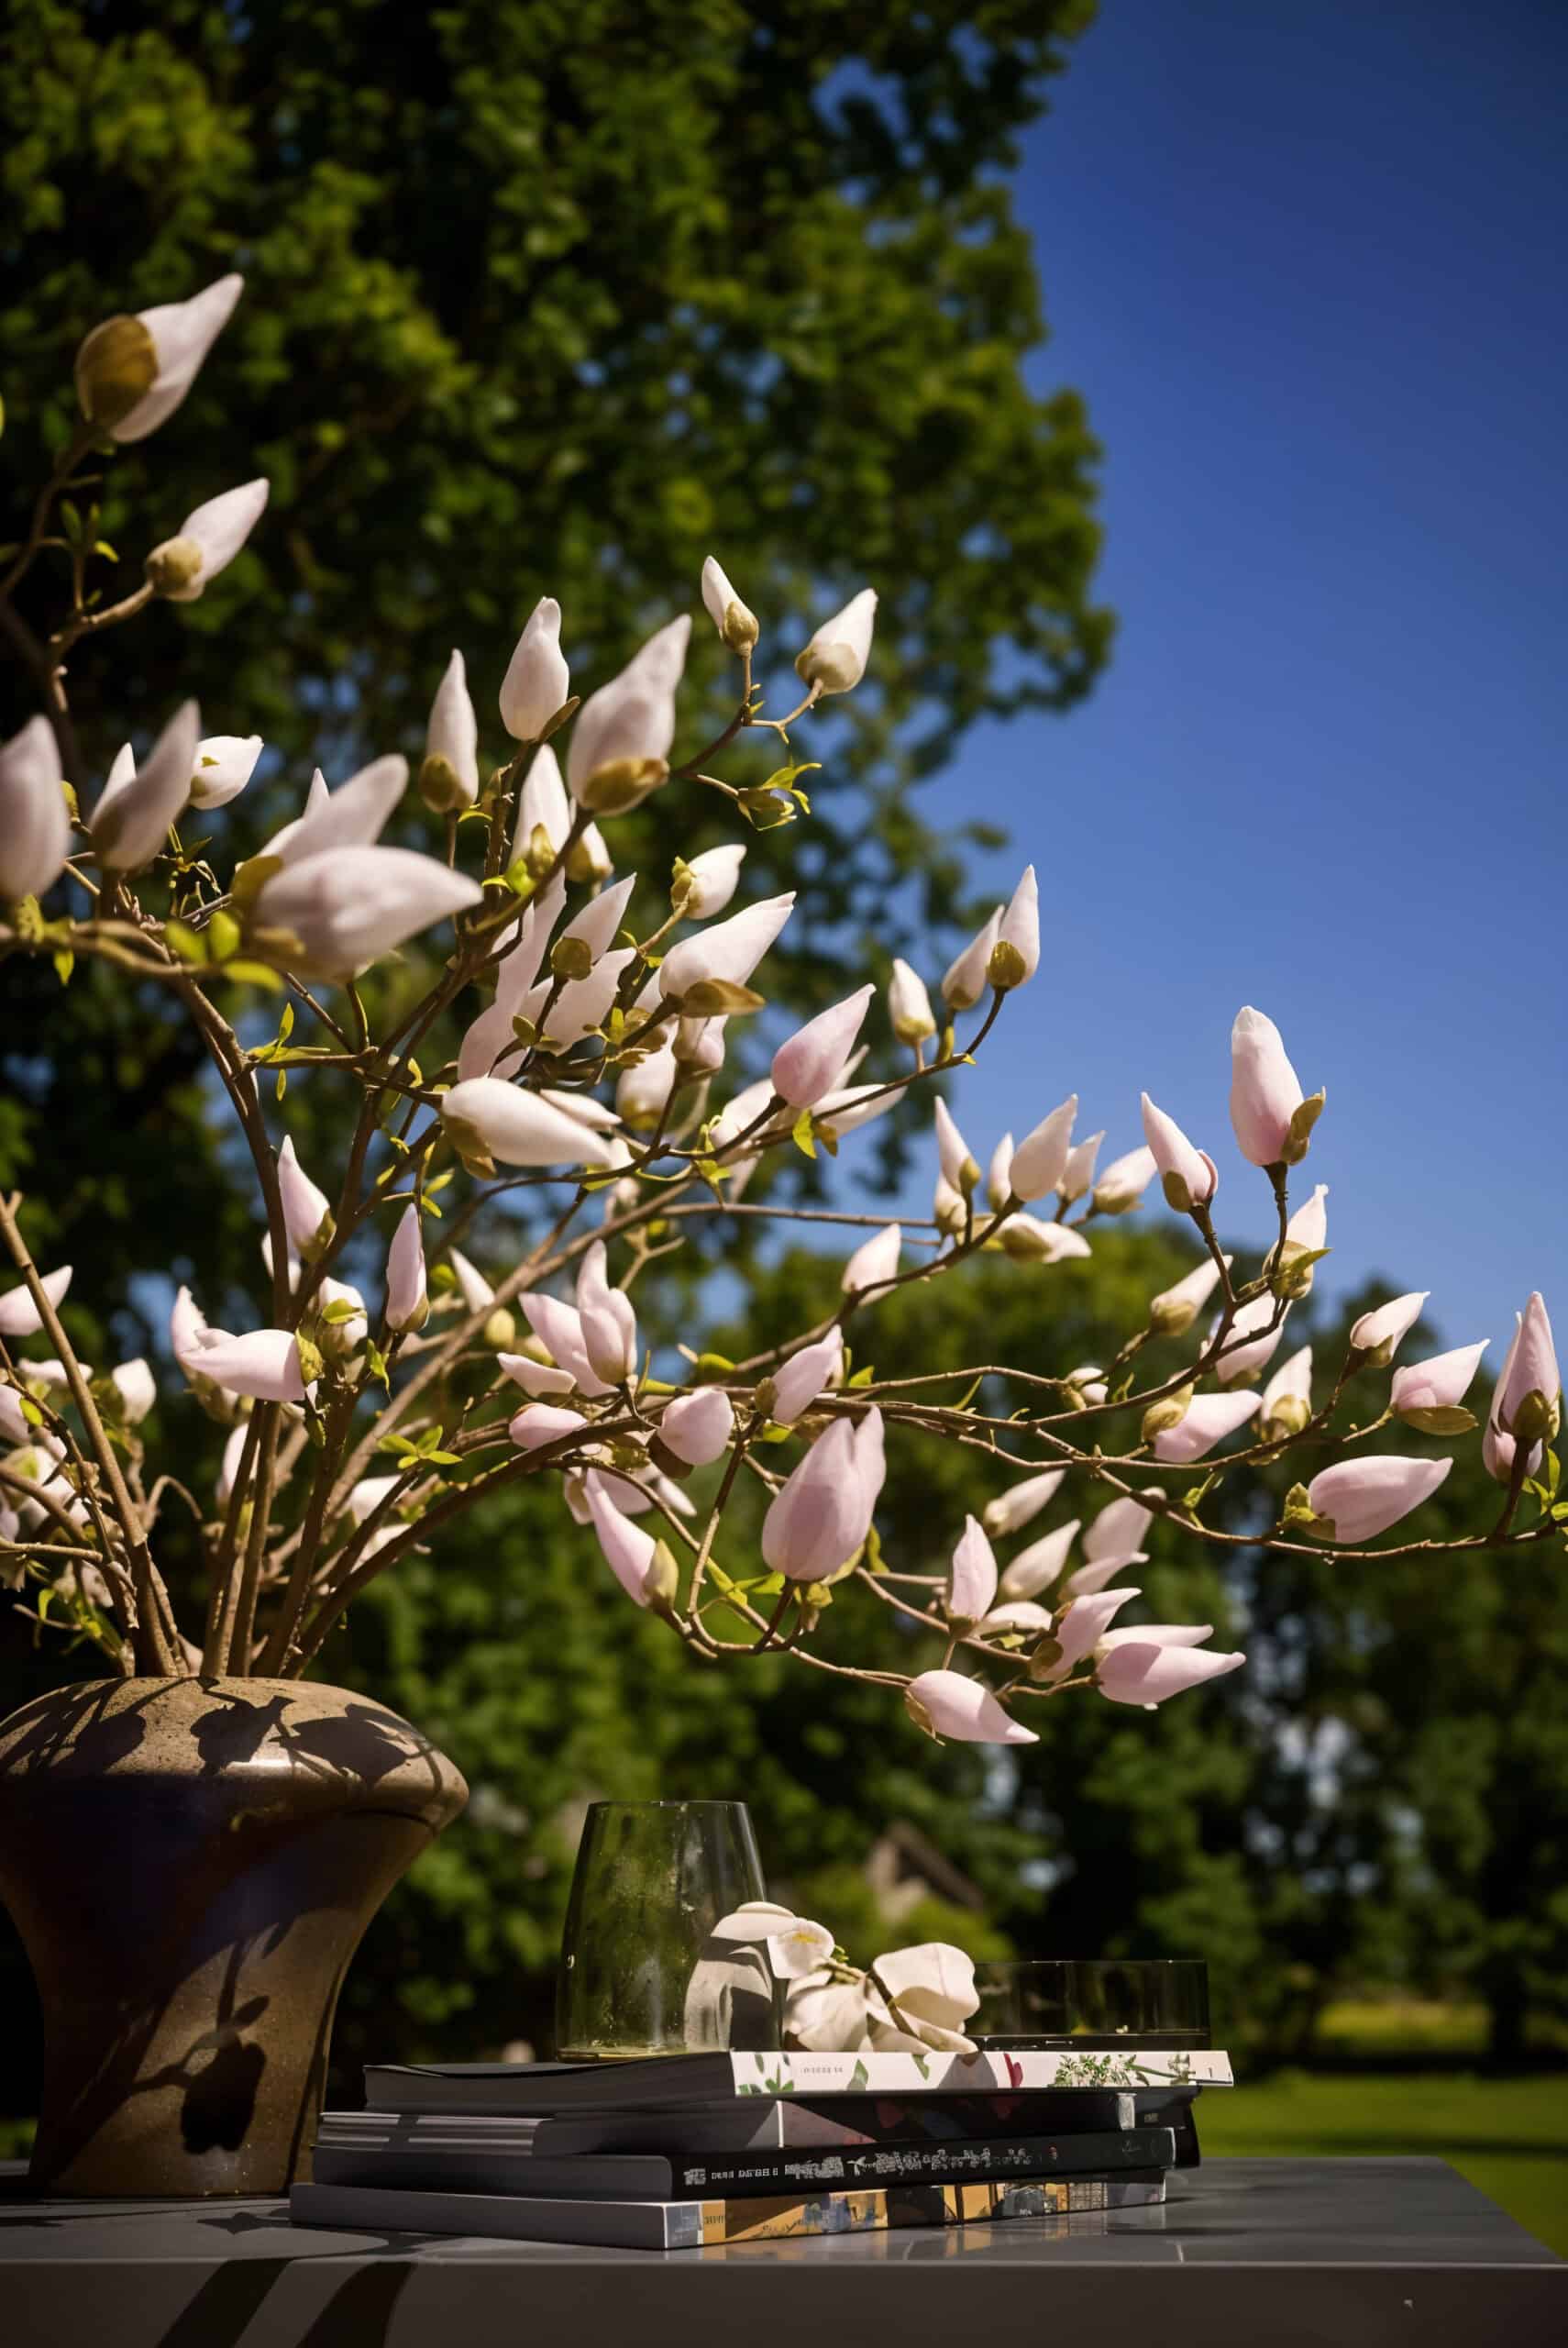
(872, 1942, 979, 2042)
(191, 1326, 308, 1402)
(1098, 1642, 1246, 1706)
(904, 1670, 1037, 1746)
(0, 716, 70, 903)
(0, 1264, 72, 1339)
(439, 1077, 619, 1175)
(842, 1222, 901, 1298)
(946, 1514, 999, 1623)
(254, 844, 480, 980)
(90, 700, 201, 872)
(658, 1386, 734, 1468)
(1305, 1455, 1453, 1542)
(982, 1468, 1066, 1541)
(190, 734, 263, 811)
(997, 1519, 1080, 1601)
(1153, 1390, 1262, 1463)
(795, 587, 876, 695)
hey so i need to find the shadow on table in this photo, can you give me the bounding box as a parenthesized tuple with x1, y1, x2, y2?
(155, 2255, 417, 2348)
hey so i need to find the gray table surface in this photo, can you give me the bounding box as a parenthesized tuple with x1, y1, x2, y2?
(4, 2156, 1564, 2347)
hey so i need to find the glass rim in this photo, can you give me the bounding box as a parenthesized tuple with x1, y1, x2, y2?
(580, 1798, 756, 1812)
(975, 1957, 1208, 1973)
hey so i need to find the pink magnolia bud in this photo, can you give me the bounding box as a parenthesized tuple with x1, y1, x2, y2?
(904, 1669, 1037, 1745)
(568, 615, 690, 812)
(256, 845, 480, 980)
(191, 1325, 309, 1402)
(814, 1080, 906, 1141)
(0, 1262, 72, 1339)
(767, 1328, 845, 1425)
(997, 1519, 1079, 1601)
(518, 1293, 610, 1397)
(1495, 1290, 1559, 1440)
(1229, 1006, 1306, 1167)
(385, 1204, 428, 1334)
(658, 892, 795, 1005)
(1048, 1586, 1140, 1674)
(659, 1387, 734, 1467)
(1260, 1344, 1314, 1435)
(772, 985, 875, 1111)
(81, 273, 243, 442)
(215, 1423, 250, 1509)
(701, 556, 758, 654)
(1214, 1293, 1289, 1386)
(0, 716, 70, 902)
(982, 1469, 1065, 1541)
(1307, 1455, 1452, 1541)
(508, 1401, 588, 1452)
(941, 908, 1002, 1012)
(1084, 1496, 1154, 1563)
(576, 1241, 638, 1386)
(148, 480, 268, 603)
(1059, 1131, 1104, 1205)
(1140, 1094, 1218, 1212)
(985, 1134, 1014, 1213)
(262, 755, 407, 865)
(761, 1412, 880, 1582)
(711, 1076, 776, 1149)
(946, 1515, 999, 1623)
(980, 1600, 1055, 1639)
(584, 1477, 668, 1609)
(1285, 1183, 1330, 1253)
(509, 739, 571, 863)
(420, 648, 480, 812)
(679, 844, 746, 917)
(447, 1249, 496, 1316)
(795, 587, 876, 695)
(277, 1135, 334, 1260)
(889, 958, 936, 1047)
(110, 1357, 157, 1424)
(1098, 1641, 1245, 1706)
(617, 1046, 679, 1132)
(91, 700, 201, 871)
(1092, 1145, 1156, 1216)
(500, 598, 570, 742)
(498, 1351, 575, 1399)
(1350, 1291, 1429, 1365)
(1153, 1390, 1261, 1463)
(169, 1284, 209, 1378)
(843, 1223, 901, 1298)
(1149, 1254, 1230, 1336)
(1009, 1096, 1078, 1202)
(933, 1098, 979, 1195)
(316, 1277, 368, 1358)
(190, 734, 263, 811)
(990, 865, 1039, 990)
(1099, 1622, 1215, 1651)
(440, 1077, 620, 1173)
(995, 1215, 1091, 1265)
(1391, 1341, 1487, 1416)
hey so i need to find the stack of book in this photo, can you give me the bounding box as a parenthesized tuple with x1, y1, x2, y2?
(289, 2045, 1232, 2249)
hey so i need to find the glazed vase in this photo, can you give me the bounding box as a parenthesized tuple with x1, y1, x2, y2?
(0, 1674, 467, 2195)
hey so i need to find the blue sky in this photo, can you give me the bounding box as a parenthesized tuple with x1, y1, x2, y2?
(919, 0, 1565, 1348)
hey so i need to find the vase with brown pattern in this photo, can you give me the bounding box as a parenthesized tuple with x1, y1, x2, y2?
(0, 1674, 467, 2195)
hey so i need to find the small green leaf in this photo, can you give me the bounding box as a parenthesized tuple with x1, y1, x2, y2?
(207, 909, 242, 962)
(216, 959, 285, 991)
(163, 920, 206, 964)
(51, 948, 74, 986)
(791, 1108, 817, 1159)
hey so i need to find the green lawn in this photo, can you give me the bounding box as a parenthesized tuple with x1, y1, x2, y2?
(1204, 2072, 1568, 2256)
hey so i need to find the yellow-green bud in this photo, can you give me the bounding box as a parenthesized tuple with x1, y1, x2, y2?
(1027, 1638, 1066, 1680)
(74, 315, 157, 427)
(645, 1539, 680, 1611)
(144, 537, 205, 597)
(679, 977, 766, 1017)
(550, 936, 595, 981)
(1509, 1387, 1560, 1447)
(576, 756, 668, 814)
(1142, 1384, 1194, 1442)
(987, 938, 1029, 992)
(1160, 1169, 1196, 1213)
(418, 752, 467, 814)
(523, 823, 558, 880)
(483, 1307, 517, 1351)
(795, 642, 859, 693)
(1261, 1393, 1312, 1442)
(721, 599, 759, 655)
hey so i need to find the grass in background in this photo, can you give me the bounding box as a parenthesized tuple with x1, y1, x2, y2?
(1204, 2073, 1568, 2256)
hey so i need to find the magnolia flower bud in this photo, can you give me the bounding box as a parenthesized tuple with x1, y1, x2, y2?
(109, 1357, 158, 1425)
(933, 1177, 966, 1237)
(1153, 1390, 1261, 1463)
(501, 597, 570, 741)
(315, 1278, 369, 1359)
(441, 1078, 618, 1178)
(1304, 1455, 1452, 1542)
(903, 1669, 1037, 1746)
(888, 958, 936, 1047)
(509, 739, 571, 865)
(988, 866, 1039, 991)
(982, 1469, 1065, 1541)
(0, 716, 70, 903)
(577, 1241, 638, 1387)
(1389, 1340, 1487, 1431)
(1140, 1093, 1218, 1213)
(676, 844, 745, 918)
(761, 1410, 884, 1581)
(997, 1216, 1092, 1266)
(1259, 1344, 1314, 1440)
(190, 734, 262, 811)
(190, 1325, 310, 1402)
(674, 1016, 726, 1077)
(252, 846, 481, 980)
(1349, 1290, 1429, 1369)
(1148, 1254, 1231, 1336)
(658, 892, 795, 1007)
(1083, 1497, 1154, 1566)
(1229, 1005, 1309, 1168)
(77, 273, 243, 441)
(1009, 1096, 1079, 1202)
(765, 1328, 845, 1425)
(843, 1222, 901, 1298)
(1494, 1290, 1559, 1442)
(519, 1294, 609, 1396)
(1098, 1640, 1246, 1706)
(419, 648, 480, 813)
(568, 616, 690, 813)
(147, 480, 268, 604)
(90, 701, 201, 872)
(772, 986, 875, 1111)
(260, 756, 407, 868)
(933, 1098, 980, 1199)
(658, 1387, 734, 1468)
(1214, 1292, 1289, 1387)
(1059, 1131, 1104, 1205)
(946, 1515, 999, 1624)
(385, 1204, 428, 1334)
(986, 1134, 1015, 1214)
(941, 909, 1001, 1012)
(1043, 1587, 1139, 1678)
(509, 1401, 588, 1453)
(567, 823, 613, 883)
(499, 1350, 575, 1399)
(277, 1135, 335, 1262)
(997, 1519, 1079, 1601)
(795, 588, 876, 695)
(701, 556, 759, 653)
(616, 1046, 679, 1133)
(1092, 1145, 1156, 1216)
(1142, 1384, 1195, 1441)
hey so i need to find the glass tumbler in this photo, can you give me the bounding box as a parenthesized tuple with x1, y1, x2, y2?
(555, 1800, 771, 2061)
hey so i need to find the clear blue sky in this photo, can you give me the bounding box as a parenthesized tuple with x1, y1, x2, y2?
(919, 0, 1565, 1349)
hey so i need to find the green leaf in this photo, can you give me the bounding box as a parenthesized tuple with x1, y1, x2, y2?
(163, 920, 206, 964)
(51, 948, 73, 986)
(791, 1108, 817, 1159)
(207, 909, 242, 962)
(216, 960, 286, 991)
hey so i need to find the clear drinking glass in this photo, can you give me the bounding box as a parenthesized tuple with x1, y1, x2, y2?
(555, 1800, 771, 2061)
(970, 1958, 1210, 2049)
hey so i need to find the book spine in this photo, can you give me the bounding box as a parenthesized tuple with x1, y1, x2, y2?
(673, 2127, 1174, 2197)
(703, 2175, 1130, 2243)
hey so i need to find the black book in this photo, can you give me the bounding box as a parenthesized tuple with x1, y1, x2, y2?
(309, 2124, 1176, 2202)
